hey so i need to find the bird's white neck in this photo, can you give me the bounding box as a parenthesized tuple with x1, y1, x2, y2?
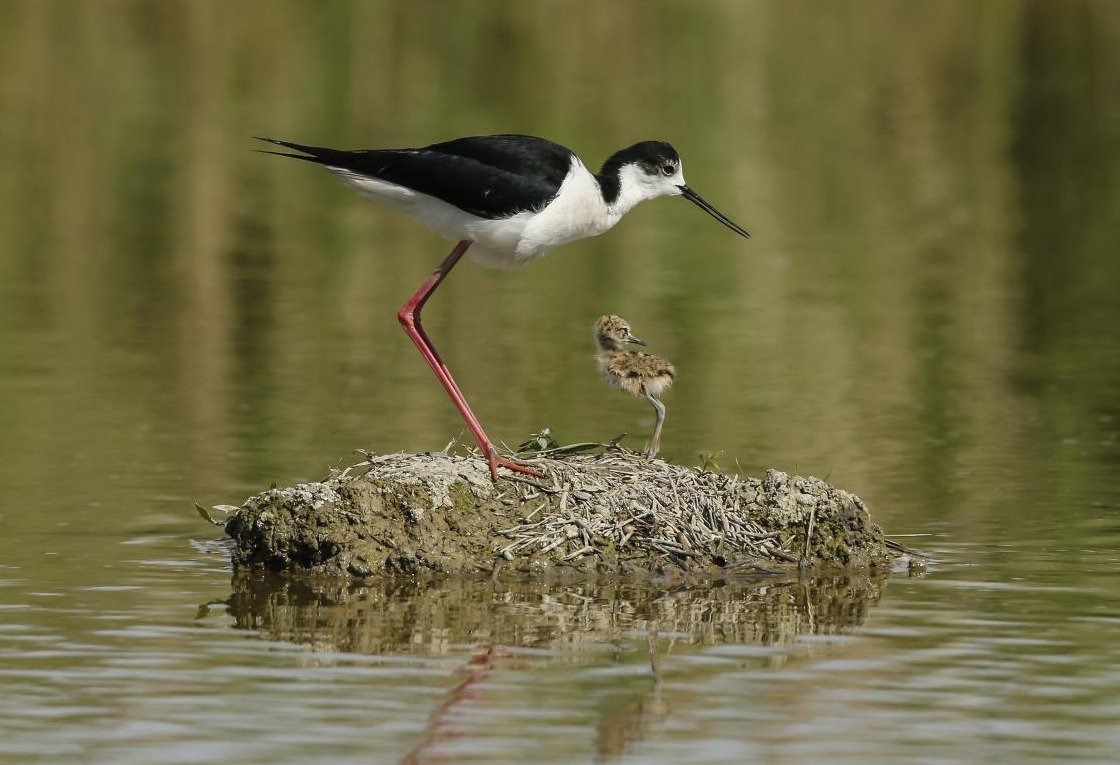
(601, 163, 681, 221)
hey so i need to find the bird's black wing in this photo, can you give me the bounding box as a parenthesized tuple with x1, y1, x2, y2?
(256, 135, 574, 219)
(423, 134, 574, 187)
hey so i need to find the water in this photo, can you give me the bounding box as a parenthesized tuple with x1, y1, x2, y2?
(2, 1, 1120, 762)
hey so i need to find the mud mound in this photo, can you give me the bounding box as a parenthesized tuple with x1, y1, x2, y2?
(221, 450, 890, 578)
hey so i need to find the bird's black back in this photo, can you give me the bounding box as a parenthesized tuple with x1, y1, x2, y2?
(258, 134, 575, 219)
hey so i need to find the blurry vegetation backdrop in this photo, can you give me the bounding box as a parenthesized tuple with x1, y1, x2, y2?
(1, 0, 1118, 541)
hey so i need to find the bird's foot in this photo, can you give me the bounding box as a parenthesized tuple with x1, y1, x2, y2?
(486, 448, 544, 481)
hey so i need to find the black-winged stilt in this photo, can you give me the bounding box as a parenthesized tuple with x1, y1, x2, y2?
(594, 315, 676, 458)
(257, 134, 748, 480)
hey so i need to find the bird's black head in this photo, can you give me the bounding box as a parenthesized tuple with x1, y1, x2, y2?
(598, 141, 682, 196)
(597, 140, 750, 238)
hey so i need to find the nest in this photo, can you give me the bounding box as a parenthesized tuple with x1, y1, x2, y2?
(219, 446, 890, 578)
(498, 453, 801, 565)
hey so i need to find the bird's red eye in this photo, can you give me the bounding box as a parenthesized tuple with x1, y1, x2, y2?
(661, 163, 675, 176)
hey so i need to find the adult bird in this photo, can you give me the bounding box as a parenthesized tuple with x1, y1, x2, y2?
(256, 134, 750, 480)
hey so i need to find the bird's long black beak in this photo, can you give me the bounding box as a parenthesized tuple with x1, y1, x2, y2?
(627, 335, 648, 346)
(679, 185, 751, 239)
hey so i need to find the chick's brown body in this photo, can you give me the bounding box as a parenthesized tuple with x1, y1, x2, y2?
(593, 315, 675, 457)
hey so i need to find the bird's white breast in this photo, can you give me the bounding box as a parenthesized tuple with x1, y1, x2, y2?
(512, 158, 619, 265)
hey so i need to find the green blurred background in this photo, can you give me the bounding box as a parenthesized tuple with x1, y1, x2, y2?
(2, 0, 1117, 532)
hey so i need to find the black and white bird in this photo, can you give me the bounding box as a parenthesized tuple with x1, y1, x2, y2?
(257, 134, 750, 480)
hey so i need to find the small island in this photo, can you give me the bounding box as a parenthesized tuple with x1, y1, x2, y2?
(217, 448, 893, 579)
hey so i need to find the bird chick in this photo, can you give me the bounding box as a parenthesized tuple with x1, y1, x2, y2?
(594, 315, 676, 458)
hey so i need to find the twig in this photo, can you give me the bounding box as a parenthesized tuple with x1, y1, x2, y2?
(800, 504, 817, 565)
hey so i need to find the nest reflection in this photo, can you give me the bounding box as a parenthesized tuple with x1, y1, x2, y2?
(225, 572, 886, 656)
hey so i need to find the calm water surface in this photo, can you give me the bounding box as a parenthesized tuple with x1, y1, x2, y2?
(2, 2, 1119, 763)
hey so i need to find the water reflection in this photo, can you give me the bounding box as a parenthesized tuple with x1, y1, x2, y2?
(223, 572, 886, 761)
(225, 573, 887, 656)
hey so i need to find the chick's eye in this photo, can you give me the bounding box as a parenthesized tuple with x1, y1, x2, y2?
(661, 163, 676, 176)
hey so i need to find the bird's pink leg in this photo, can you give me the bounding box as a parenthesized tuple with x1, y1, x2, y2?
(397, 240, 543, 481)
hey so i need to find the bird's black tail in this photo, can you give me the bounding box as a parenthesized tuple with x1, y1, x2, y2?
(253, 136, 350, 165)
